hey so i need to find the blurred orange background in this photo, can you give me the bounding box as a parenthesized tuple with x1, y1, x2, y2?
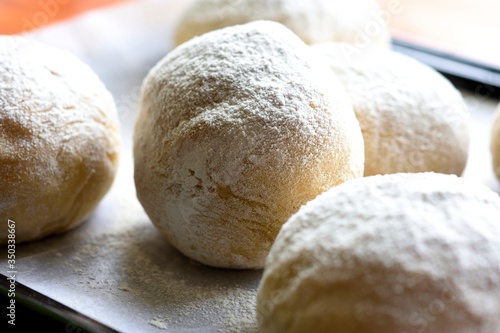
(0, 0, 131, 35)
(0, 0, 499, 67)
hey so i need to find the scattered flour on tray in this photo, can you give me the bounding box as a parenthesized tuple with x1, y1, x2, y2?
(63, 222, 259, 332)
(149, 318, 168, 330)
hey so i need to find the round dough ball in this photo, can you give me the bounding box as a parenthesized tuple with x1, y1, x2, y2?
(257, 172, 500, 333)
(313, 43, 470, 176)
(492, 103, 500, 180)
(134, 21, 364, 269)
(175, 0, 390, 48)
(0, 36, 120, 244)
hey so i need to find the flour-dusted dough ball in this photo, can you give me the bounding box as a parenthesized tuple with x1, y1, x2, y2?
(0, 36, 120, 244)
(175, 0, 390, 48)
(134, 21, 364, 269)
(313, 43, 470, 176)
(492, 103, 500, 180)
(257, 173, 500, 333)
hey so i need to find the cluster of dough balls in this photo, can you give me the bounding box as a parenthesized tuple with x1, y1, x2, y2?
(134, 21, 364, 269)
(138, 0, 478, 270)
(257, 172, 500, 333)
(313, 43, 470, 176)
(175, 0, 390, 48)
(492, 103, 500, 180)
(175, 0, 471, 179)
(0, 36, 120, 244)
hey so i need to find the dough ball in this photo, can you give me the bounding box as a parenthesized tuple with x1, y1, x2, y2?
(134, 21, 364, 269)
(257, 172, 500, 333)
(313, 43, 470, 176)
(0, 36, 120, 244)
(492, 103, 500, 180)
(175, 0, 390, 48)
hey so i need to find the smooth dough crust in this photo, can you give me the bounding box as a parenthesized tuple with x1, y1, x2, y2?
(257, 173, 500, 333)
(134, 21, 364, 269)
(492, 103, 500, 180)
(174, 0, 390, 48)
(313, 43, 470, 176)
(0, 36, 120, 244)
